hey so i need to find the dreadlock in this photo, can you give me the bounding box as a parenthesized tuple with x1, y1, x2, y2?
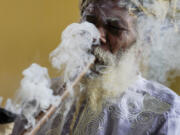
(79, 0, 143, 15)
(79, 0, 173, 18)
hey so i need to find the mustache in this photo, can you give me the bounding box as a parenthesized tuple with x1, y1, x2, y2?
(92, 46, 117, 66)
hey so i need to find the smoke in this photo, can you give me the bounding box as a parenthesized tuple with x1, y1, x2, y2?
(19, 63, 60, 127)
(5, 99, 20, 114)
(135, 1, 180, 85)
(116, 0, 180, 86)
(50, 22, 100, 91)
(47, 22, 100, 134)
(6, 64, 59, 128)
(3, 22, 100, 129)
(19, 63, 59, 109)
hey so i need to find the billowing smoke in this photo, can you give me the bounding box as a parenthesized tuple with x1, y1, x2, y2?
(50, 22, 100, 91)
(18, 63, 59, 110)
(137, 11, 180, 85)
(116, 0, 180, 86)
(3, 22, 100, 129)
(5, 64, 60, 128)
(48, 22, 100, 133)
(5, 99, 20, 114)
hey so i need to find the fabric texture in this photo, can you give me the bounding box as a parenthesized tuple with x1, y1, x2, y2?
(71, 76, 180, 135)
(12, 76, 180, 135)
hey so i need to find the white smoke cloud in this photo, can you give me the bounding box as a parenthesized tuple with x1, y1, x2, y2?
(136, 5, 180, 85)
(5, 99, 19, 114)
(19, 63, 59, 110)
(4, 22, 100, 129)
(14, 63, 60, 128)
(47, 22, 100, 133)
(50, 22, 100, 89)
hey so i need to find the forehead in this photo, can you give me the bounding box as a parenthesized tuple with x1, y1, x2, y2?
(82, 1, 129, 21)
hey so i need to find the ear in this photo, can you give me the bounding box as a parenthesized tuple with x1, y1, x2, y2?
(0, 108, 17, 124)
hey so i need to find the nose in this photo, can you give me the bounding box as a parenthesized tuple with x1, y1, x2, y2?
(98, 27, 106, 44)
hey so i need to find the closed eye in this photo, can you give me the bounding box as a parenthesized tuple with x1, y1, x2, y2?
(108, 24, 126, 31)
(107, 19, 127, 31)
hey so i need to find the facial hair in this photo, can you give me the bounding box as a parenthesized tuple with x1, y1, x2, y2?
(85, 45, 140, 112)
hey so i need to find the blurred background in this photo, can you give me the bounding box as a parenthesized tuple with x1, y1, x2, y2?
(0, 0, 80, 104)
(0, 0, 179, 105)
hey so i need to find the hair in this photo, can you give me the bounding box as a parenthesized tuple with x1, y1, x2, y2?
(79, 0, 173, 18)
(79, 0, 143, 16)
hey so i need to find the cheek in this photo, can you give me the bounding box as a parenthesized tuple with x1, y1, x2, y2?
(108, 33, 126, 53)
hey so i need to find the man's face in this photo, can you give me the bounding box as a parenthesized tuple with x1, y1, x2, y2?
(81, 0, 137, 54)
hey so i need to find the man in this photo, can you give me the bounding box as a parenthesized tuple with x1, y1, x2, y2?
(12, 0, 180, 135)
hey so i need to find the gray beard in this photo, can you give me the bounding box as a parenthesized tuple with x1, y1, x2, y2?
(86, 45, 140, 111)
(93, 46, 123, 65)
(91, 46, 126, 76)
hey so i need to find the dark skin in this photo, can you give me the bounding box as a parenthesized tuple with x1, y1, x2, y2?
(81, 0, 137, 54)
